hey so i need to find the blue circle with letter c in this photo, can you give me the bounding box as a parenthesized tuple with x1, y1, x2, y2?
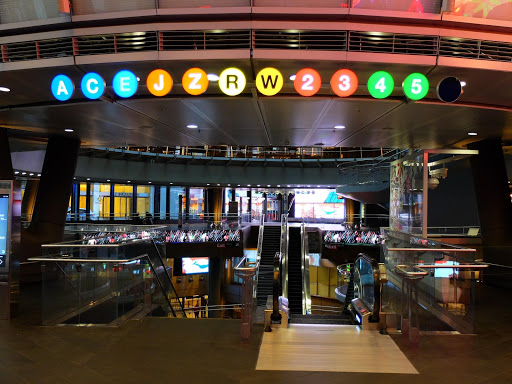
(51, 75, 74, 101)
(112, 70, 138, 98)
(81, 72, 105, 100)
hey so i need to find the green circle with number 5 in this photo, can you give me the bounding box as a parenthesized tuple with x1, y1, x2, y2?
(368, 71, 394, 99)
(403, 73, 429, 100)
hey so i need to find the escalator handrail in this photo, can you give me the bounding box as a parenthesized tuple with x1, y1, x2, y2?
(301, 220, 311, 315)
(151, 238, 186, 316)
(253, 214, 265, 299)
(354, 253, 381, 322)
(280, 213, 289, 299)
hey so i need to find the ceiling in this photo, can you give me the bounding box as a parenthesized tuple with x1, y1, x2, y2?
(1, 56, 512, 152)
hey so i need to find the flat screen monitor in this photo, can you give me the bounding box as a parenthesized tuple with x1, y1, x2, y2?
(182, 257, 209, 274)
(0, 194, 8, 268)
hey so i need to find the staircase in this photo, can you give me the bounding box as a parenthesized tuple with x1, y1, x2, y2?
(287, 227, 303, 315)
(256, 226, 281, 306)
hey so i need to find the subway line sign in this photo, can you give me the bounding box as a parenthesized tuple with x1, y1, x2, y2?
(51, 68, 458, 102)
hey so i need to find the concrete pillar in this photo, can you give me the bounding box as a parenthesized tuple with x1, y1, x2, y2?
(21, 180, 39, 224)
(0, 129, 14, 180)
(21, 135, 80, 280)
(208, 256, 223, 318)
(206, 188, 223, 224)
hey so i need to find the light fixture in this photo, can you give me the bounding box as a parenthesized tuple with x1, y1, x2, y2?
(247, 184, 251, 187)
(29, 173, 34, 176)
(207, 183, 210, 186)
(87, 178, 90, 181)
(289, 74, 296, 81)
(170, 182, 173, 185)
(107, 179, 111, 182)
(217, 183, 220, 186)
(461, 81, 466, 87)
(237, 184, 240, 186)
(468, 132, 478, 136)
(317, 185, 321, 187)
(65, 129, 74, 132)
(277, 185, 280, 187)
(267, 185, 270, 187)
(37, 174, 41, 177)
(127, 180, 131, 183)
(207, 74, 219, 81)
(21, 172, 26, 175)
(257, 184, 261, 187)
(187, 124, 198, 129)
(148, 181, 152, 184)
(14, 171, 19, 175)
(136, 77, 140, 82)
(334, 125, 345, 129)
(287, 185, 291, 187)
(0, 87, 11, 92)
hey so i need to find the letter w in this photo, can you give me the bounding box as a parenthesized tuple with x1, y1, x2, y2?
(261, 75, 278, 89)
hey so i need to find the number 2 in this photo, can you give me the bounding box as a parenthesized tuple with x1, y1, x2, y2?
(302, 74, 314, 90)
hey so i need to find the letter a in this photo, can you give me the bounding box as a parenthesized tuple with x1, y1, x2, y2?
(57, 81, 69, 95)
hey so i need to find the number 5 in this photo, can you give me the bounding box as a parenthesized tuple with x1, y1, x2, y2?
(411, 79, 421, 94)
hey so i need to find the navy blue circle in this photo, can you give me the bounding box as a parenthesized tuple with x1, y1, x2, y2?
(51, 75, 74, 101)
(81, 72, 105, 100)
(436, 77, 462, 103)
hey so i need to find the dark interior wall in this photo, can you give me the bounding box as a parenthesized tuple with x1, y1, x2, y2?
(427, 159, 480, 228)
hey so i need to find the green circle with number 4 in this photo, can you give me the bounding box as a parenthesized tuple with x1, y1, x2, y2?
(403, 73, 429, 100)
(368, 71, 394, 99)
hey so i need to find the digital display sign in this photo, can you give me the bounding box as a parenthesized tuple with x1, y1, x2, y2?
(0, 194, 8, 268)
(182, 257, 209, 274)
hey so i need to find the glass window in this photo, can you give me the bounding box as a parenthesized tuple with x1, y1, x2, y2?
(136, 185, 154, 217)
(113, 184, 133, 220)
(189, 188, 204, 218)
(159, 186, 167, 220)
(89, 183, 111, 220)
(170, 187, 185, 219)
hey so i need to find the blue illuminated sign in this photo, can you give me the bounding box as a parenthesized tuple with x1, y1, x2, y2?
(51, 75, 74, 101)
(112, 70, 138, 98)
(0, 194, 8, 266)
(81, 72, 105, 100)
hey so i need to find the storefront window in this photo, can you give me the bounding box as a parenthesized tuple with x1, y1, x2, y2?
(189, 188, 204, 218)
(114, 184, 133, 220)
(136, 185, 155, 218)
(170, 187, 185, 219)
(159, 186, 167, 220)
(90, 183, 111, 220)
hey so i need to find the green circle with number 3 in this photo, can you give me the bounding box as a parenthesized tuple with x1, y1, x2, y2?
(403, 73, 429, 100)
(368, 71, 394, 99)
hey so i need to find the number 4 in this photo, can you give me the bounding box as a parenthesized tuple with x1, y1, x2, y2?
(375, 77, 386, 93)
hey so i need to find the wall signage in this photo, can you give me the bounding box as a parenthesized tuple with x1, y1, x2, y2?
(50, 69, 454, 102)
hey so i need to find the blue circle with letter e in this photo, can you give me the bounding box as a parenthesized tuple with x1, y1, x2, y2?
(81, 72, 105, 100)
(113, 70, 138, 98)
(51, 75, 74, 101)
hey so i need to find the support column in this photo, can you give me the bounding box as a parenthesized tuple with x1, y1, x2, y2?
(109, 183, 115, 220)
(468, 139, 512, 287)
(0, 128, 14, 180)
(21, 180, 39, 224)
(288, 193, 295, 218)
(208, 256, 223, 318)
(206, 188, 223, 224)
(185, 187, 190, 220)
(22, 135, 80, 279)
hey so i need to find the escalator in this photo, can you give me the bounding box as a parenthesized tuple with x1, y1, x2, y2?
(287, 227, 303, 315)
(257, 226, 281, 306)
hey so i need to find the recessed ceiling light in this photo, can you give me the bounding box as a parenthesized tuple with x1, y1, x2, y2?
(207, 183, 210, 186)
(461, 81, 466, 87)
(37, 174, 41, 177)
(136, 77, 140, 82)
(207, 74, 219, 81)
(237, 184, 240, 186)
(73, 177, 76, 179)
(277, 185, 280, 187)
(257, 184, 261, 187)
(170, 182, 173, 185)
(65, 129, 74, 132)
(14, 171, 19, 175)
(468, 132, 478, 136)
(287, 185, 291, 187)
(317, 185, 321, 187)
(187, 124, 198, 129)
(247, 184, 251, 187)
(127, 180, 131, 183)
(289, 75, 296, 81)
(0, 87, 11, 92)
(217, 184, 220, 186)
(107, 179, 110, 182)
(334, 125, 345, 129)
(22, 172, 26, 175)
(87, 178, 90, 181)
(148, 181, 152, 184)
(267, 185, 270, 187)
(29, 173, 34, 176)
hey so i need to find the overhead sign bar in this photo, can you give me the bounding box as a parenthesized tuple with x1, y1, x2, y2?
(50, 68, 459, 102)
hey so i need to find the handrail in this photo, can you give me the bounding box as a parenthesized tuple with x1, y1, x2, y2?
(234, 255, 260, 272)
(280, 213, 289, 299)
(394, 264, 429, 278)
(253, 214, 265, 299)
(301, 220, 311, 315)
(388, 248, 477, 252)
(28, 256, 145, 263)
(417, 264, 488, 269)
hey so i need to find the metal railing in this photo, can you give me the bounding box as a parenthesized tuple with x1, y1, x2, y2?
(301, 220, 311, 315)
(279, 213, 289, 299)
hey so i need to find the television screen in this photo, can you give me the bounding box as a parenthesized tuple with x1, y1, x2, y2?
(182, 257, 209, 274)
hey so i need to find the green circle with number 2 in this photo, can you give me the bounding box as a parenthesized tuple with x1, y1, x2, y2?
(368, 71, 394, 99)
(403, 73, 429, 100)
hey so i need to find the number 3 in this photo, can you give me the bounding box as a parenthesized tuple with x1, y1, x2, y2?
(339, 74, 350, 91)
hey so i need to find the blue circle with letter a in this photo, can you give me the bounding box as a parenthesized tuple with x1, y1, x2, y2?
(81, 72, 105, 100)
(51, 75, 74, 101)
(113, 70, 138, 98)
